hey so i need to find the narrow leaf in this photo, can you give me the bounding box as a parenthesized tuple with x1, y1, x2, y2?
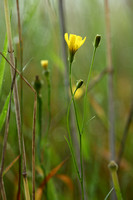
(104, 188, 114, 200)
(23, 177, 31, 200)
(35, 158, 68, 200)
(3, 155, 20, 176)
(56, 174, 73, 191)
(0, 93, 11, 131)
(0, 34, 8, 94)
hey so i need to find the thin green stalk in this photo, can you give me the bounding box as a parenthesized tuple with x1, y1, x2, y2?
(108, 161, 123, 200)
(81, 47, 96, 134)
(79, 133, 84, 200)
(69, 62, 81, 136)
(34, 76, 42, 162)
(37, 94, 42, 161)
(45, 75, 51, 139)
(69, 61, 84, 200)
(104, 188, 114, 200)
(66, 90, 81, 180)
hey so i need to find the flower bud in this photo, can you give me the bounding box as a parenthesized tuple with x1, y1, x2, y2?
(41, 60, 48, 70)
(94, 34, 101, 48)
(108, 160, 118, 172)
(34, 75, 42, 92)
(76, 79, 84, 90)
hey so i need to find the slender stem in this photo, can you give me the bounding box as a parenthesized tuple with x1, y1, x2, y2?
(79, 133, 84, 200)
(67, 92, 81, 180)
(111, 172, 123, 200)
(108, 161, 123, 200)
(69, 62, 81, 135)
(32, 94, 37, 200)
(16, 1, 24, 197)
(0, 52, 36, 93)
(104, 0, 115, 160)
(69, 61, 84, 200)
(1, 179, 7, 200)
(45, 74, 51, 140)
(0, 67, 16, 196)
(4, 0, 27, 198)
(0, 52, 37, 200)
(58, 0, 69, 100)
(81, 47, 96, 134)
(4, 0, 22, 162)
(37, 93, 42, 162)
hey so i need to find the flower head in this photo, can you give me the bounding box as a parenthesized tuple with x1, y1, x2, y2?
(41, 60, 48, 70)
(64, 33, 86, 62)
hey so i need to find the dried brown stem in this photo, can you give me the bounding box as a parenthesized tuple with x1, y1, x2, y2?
(4, 0, 22, 154)
(117, 100, 133, 165)
(104, 0, 115, 160)
(0, 52, 37, 200)
(58, 0, 68, 99)
(4, 1, 24, 198)
(0, 62, 16, 198)
(16, 0, 24, 197)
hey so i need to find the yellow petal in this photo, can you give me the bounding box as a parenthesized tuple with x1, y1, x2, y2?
(81, 37, 86, 46)
(69, 34, 76, 51)
(64, 33, 69, 46)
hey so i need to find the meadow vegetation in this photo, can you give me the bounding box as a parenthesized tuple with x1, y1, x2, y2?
(0, 0, 133, 199)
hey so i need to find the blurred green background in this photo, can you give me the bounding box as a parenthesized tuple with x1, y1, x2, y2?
(0, 0, 133, 199)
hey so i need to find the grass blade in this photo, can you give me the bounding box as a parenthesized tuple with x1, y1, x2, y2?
(35, 158, 68, 200)
(104, 188, 114, 200)
(3, 155, 20, 176)
(23, 177, 31, 200)
(0, 93, 11, 131)
(0, 34, 8, 95)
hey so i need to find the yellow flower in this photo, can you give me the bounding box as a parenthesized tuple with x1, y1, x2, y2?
(64, 33, 86, 55)
(41, 60, 48, 70)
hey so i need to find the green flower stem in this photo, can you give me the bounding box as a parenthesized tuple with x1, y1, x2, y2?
(111, 171, 123, 200)
(69, 62, 81, 135)
(108, 161, 123, 200)
(79, 133, 84, 200)
(45, 73, 51, 140)
(69, 60, 84, 200)
(67, 90, 81, 181)
(37, 93, 42, 162)
(81, 47, 96, 134)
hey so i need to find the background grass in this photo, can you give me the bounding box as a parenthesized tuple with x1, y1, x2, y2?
(0, 0, 133, 199)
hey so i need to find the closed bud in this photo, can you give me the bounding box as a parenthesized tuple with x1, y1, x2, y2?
(34, 75, 42, 92)
(94, 34, 101, 48)
(43, 69, 50, 78)
(108, 160, 118, 172)
(76, 79, 84, 90)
